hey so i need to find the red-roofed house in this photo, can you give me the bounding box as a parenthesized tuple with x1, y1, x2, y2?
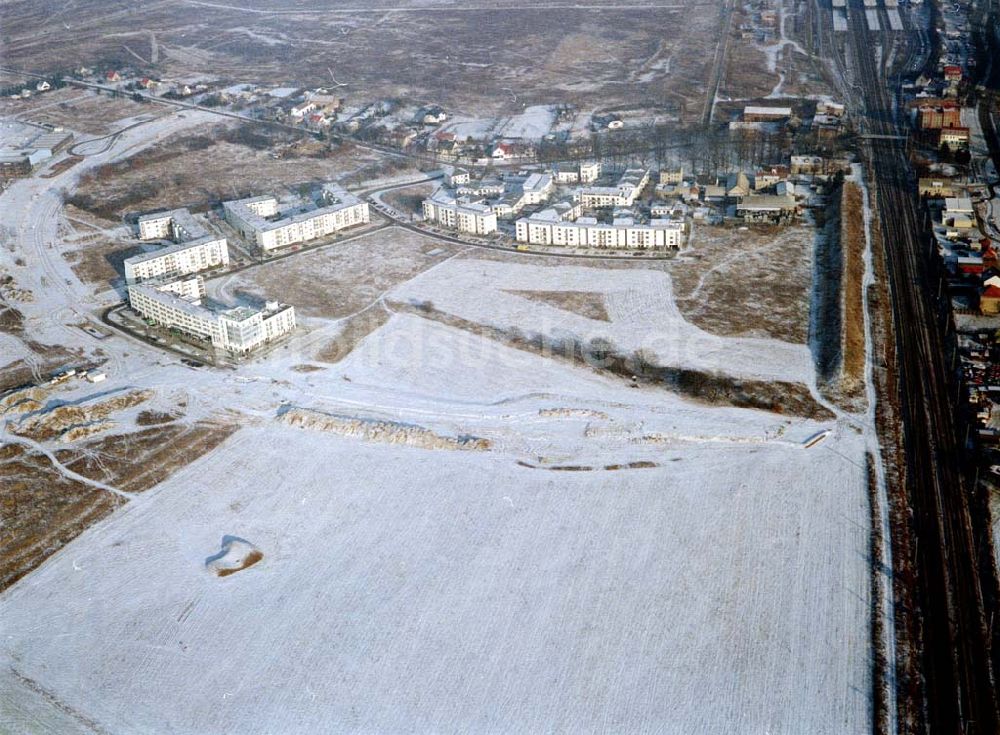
(491, 142, 513, 160)
(981, 285, 1000, 315)
(958, 254, 984, 276)
(944, 65, 963, 83)
(105, 70, 121, 82)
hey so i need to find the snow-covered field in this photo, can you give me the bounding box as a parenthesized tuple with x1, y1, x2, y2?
(0, 98, 875, 733)
(498, 105, 557, 140)
(0, 302, 873, 733)
(0, 417, 871, 734)
(388, 259, 814, 384)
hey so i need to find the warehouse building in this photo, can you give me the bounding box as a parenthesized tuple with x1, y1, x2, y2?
(734, 195, 798, 223)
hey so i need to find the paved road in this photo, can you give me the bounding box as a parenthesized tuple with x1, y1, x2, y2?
(846, 1, 1000, 731)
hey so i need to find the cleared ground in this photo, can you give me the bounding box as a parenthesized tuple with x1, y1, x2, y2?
(201, 225, 459, 363)
(0, 335, 872, 733)
(65, 124, 396, 224)
(0, 24, 872, 731)
(670, 222, 816, 344)
(1, 0, 727, 123)
(0, 88, 158, 135)
(385, 258, 814, 384)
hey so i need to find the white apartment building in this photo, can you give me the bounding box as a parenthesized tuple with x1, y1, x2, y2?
(521, 173, 554, 205)
(422, 187, 498, 234)
(127, 277, 296, 355)
(456, 180, 506, 197)
(553, 161, 601, 184)
(576, 168, 649, 208)
(659, 168, 684, 185)
(444, 167, 471, 187)
(126, 209, 229, 284)
(579, 161, 601, 183)
(515, 208, 685, 250)
(223, 184, 370, 252)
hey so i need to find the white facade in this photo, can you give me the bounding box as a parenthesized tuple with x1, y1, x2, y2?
(521, 173, 554, 205)
(456, 181, 506, 197)
(422, 188, 498, 234)
(127, 209, 230, 284)
(128, 278, 296, 355)
(224, 185, 369, 252)
(577, 168, 649, 208)
(659, 168, 684, 185)
(515, 209, 685, 250)
(444, 167, 471, 187)
(579, 161, 601, 183)
(554, 161, 600, 184)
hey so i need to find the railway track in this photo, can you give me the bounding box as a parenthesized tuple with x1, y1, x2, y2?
(844, 1, 1000, 731)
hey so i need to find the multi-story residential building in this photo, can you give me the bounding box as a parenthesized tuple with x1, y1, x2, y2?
(223, 184, 369, 252)
(939, 127, 970, 148)
(126, 209, 229, 284)
(444, 167, 471, 187)
(520, 173, 554, 206)
(553, 161, 601, 184)
(577, 168, 649, 208)
(917, 102, 962, 130)
(659, 168, 684, 185)
(422, 187, 498, 234)
(127, 276, 296, 355)
(515, 207, 685, 250)
(579, 161, 601, 183)
(456, 180, 506, 198)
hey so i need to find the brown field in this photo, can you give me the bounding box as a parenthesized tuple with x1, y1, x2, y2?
(203, 225, 462, 364)
(719, 43, 779, 102)
(0, 88, 160, 135)
(505, 289, 611, 322)
(381, 182, 436, 215)
(314, 305, 392, 364)
(65, 124, 388, 224)
(58, 206, 137, 288)
(208, 226, 460, 320)
(0, 416, 237, 594)
(0, 0, 734, 123)
(837, 181, 867, 406)
(0, 444, 121, 593)
(670, 223, 815, 344)
(56, 419, 237, 494)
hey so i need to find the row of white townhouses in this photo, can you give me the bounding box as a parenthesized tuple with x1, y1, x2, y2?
(126, 208, 229, 284)
(223, 184, 370, 251)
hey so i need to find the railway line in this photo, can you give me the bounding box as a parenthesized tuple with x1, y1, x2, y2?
(844, 0, 1000, 730)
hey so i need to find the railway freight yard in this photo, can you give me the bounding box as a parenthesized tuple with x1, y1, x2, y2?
(1, 0, 999, 732)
